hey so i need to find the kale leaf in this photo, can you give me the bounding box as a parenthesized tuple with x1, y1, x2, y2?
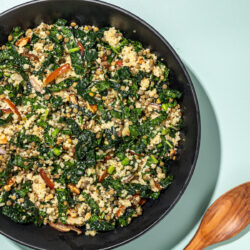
(55, 19, 84, 75)
(45, 78, 77, 92)
(0, 113, 13, 126)
(118, 207, 136, 227)
(2, 198, 43, 225)
(50, 96, 63, 109)
(0, 155, 14, 186)
(0, 46, 31, 80)
(56, 189, 68, 224)
(82, 192, 100, 214)
(76, 78, 91, 98)
(87, 218, 115, 232)
(10, 131, 41, 148)
(57, 161, 85, 184)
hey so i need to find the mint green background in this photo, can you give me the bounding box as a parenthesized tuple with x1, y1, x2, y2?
(0, 0, 249, 249)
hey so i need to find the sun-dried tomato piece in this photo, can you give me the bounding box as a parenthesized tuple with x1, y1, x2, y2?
(44, 63, 70, 84)
(39, 168, 55, 189)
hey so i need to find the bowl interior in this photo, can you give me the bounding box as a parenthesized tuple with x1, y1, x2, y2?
(0, 1, 200, 249)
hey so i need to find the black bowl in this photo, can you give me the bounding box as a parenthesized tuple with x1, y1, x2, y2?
(0, 0, 200, 249)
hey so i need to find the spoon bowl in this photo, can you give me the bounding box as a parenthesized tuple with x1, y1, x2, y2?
(185, 182, 250, 250)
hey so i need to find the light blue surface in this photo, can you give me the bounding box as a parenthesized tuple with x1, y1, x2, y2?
(0, 0, 249, 249)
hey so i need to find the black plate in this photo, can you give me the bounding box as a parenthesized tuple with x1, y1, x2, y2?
(0, 0, 200, 249)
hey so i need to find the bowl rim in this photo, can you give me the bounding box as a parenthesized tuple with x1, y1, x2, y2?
(0, 0, 201, 249)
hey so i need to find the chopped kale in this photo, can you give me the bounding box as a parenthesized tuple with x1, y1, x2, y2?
(0, 46, 31, 80)
(50, 96, 63, 109)
(45, 78, 77, 92)
(76, 78, 91, 97)
(58, 161, 85, 184)
(118, 207, 136, 227)
(82, 192, 100, 214)
(115, 66, 131, 81)
(56, 189, 68, 224)
(0, 19, 181, 234)
(160, 175, 173, 189)
(1, 198, 43, 225)
(11, 131, 41, 148)
(0, 155, 14, 186)
(59, 117, 82, 136)
(75, 130, 97, 166)
(87, 217, 115, 232)
(130, 40, 143, 52)
(84, 48, 98, 63)
(0, 113, 13, 126)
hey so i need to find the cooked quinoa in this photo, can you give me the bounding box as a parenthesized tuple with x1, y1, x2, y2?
(0, 19, 182, 236)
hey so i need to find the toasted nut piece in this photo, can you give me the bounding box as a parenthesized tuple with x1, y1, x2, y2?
(3, 177, 16, 191)
(154, 181, 162, 191)
(0, 134, 8, 144)
(67, 184, 80, 195)
(138, 56, 144, 65)
(122, 127, 130, 137)
(86, 101, 97, 113)
(169, 149, 176, 158)
(57, 34, 63, 40)
(85, 212, 91, 221)
(67, 209, 78, 218)
(116, 205, 125, 218)
(156, 98, 161, 104)
(69, 94, 78, 105)
(49, 222, 82, 235)
(45, 194, 54, 202)
(15, 37, 30, 47)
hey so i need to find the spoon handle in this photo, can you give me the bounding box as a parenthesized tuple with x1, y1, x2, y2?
(184, 230, 208, 250)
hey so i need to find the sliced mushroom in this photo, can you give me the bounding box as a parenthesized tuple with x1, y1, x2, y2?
(49, 222, 82, 235)
(122, 174, 134, 184)
(149, 103, 162, 111)
(0, 147, 6, 154)
(29, 76, 44, 93)
(66, 216, 85, 226)
(22, 52, 39, 61)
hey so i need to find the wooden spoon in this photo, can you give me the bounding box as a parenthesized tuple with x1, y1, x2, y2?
(185, 181, 250, 250)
